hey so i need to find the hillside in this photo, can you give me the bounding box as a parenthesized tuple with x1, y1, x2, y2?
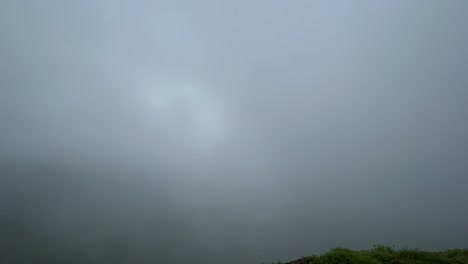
(274, 246, 468, 264)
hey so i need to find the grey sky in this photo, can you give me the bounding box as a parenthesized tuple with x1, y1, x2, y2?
(1, 1, 467, 263)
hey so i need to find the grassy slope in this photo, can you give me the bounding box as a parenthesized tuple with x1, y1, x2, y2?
(270, 246, 468, 264)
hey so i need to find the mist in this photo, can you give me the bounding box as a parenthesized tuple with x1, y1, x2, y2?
(1, 1, 467, 263)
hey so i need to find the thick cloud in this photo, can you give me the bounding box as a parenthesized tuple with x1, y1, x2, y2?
(1, 1, 467, 263)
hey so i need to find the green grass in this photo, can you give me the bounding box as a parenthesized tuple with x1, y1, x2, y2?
(270, 246, 468, 264)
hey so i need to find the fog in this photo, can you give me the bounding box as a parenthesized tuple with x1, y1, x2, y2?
(1, 1, 467, 263)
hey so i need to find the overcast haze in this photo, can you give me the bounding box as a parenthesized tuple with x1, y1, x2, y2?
(1, 1, 468, 263)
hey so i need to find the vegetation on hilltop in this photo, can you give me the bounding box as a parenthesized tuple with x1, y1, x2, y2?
(269, 245, 468, 264)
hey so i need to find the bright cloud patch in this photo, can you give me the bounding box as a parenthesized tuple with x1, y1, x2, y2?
(142, 80, 230, 151)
